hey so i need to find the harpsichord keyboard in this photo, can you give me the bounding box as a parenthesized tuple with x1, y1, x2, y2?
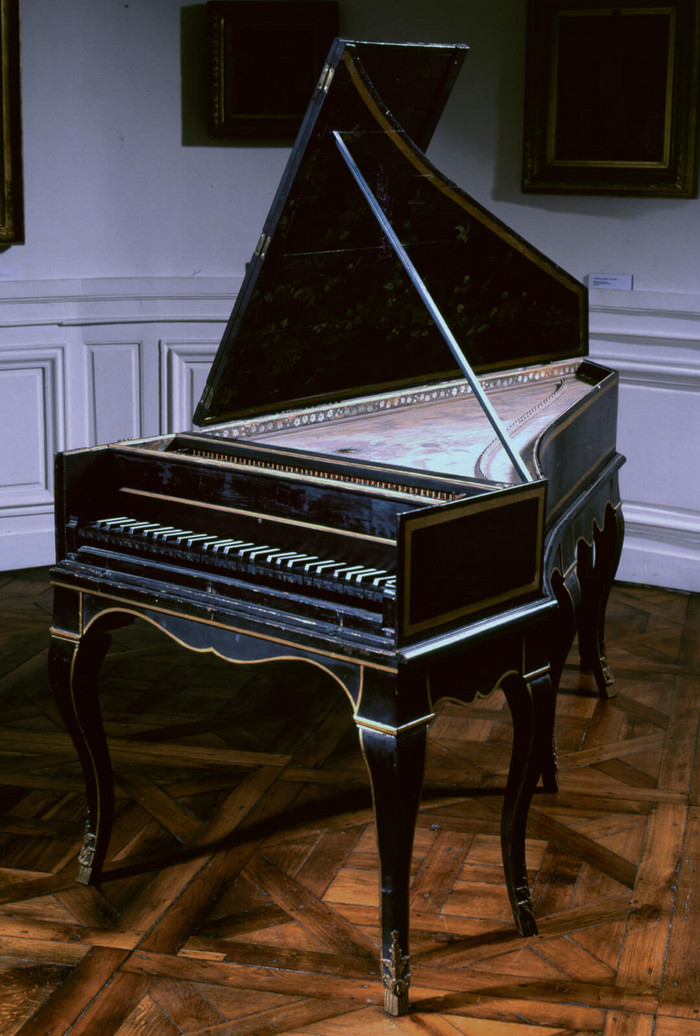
(81, 515, 397, 601)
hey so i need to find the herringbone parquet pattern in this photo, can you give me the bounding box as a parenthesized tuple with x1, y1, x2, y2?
(0, 568, 698, 1035)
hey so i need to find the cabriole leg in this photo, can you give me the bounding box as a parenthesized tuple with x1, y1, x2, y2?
(549, 567, 578, 696)
(358, 720, 428, 1016)
(501, 669, 555, 937)
(578, 504, 624, 699)
(48, 628, 114, 884)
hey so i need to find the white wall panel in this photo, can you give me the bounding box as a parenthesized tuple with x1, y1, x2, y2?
(161, 339, 219, 433)
(87, 341, 143, 445)
(618, 381, 699, 515)
(0, 346, 64, 570)
(0, 349, 63, 508)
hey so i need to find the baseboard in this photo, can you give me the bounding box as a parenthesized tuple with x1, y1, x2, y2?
(0, 513, 55, 571)
(616, 502, 700, 593)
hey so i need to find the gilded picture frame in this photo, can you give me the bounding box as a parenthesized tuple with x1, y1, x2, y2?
(522, 0, 700, 197)
(0, 0, 22, 244)
(206, 0, 339, 140)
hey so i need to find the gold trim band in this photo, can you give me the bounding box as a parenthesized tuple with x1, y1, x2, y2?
(120, 486, 397, 547)
(49, 626, 81, 643)
(49, 579, 399, 674)
(354, 712, 435, 736)
(523, 664, 551, 683)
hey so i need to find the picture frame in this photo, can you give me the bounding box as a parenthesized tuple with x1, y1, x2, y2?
(522, 0, 700, 197)
(0, 0, 22, 244)
(207, 0, 339, 140)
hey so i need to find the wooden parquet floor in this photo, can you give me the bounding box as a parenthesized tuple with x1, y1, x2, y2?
(0, 568, 698, 1035)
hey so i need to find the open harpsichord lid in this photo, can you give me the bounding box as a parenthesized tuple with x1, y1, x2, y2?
(193, 38, 587, 428)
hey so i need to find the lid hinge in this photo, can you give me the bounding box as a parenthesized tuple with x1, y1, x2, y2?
(254, 231, 271, 260)
(317, 62, 334, 93)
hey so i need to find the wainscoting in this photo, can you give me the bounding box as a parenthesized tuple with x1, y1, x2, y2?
(1, 278, 698, 591)
(589, 288, 700, 593)
(0, 277, 240, 570)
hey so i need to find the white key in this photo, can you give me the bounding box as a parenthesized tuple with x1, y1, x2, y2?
(305, 559, 340, 573)
(96, 516, 133, 529)
(351, 568, 387, 583)
(147, 525, 177, 539)
(248, 546, 284, 560)
(238, 544, 270, 558)
(133, 523, 163, 536)
(152, 527, 186, 540)
(227, 541, 256, 555)
(209, 539, 248, 553)
(183, 533, 213, 546)
(334, 565, 367, 579)
(286, 554, 319, 568)
(201, 537, 233, 552)
(169, 530, 197, 543)
(269, 551, 302, 565)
